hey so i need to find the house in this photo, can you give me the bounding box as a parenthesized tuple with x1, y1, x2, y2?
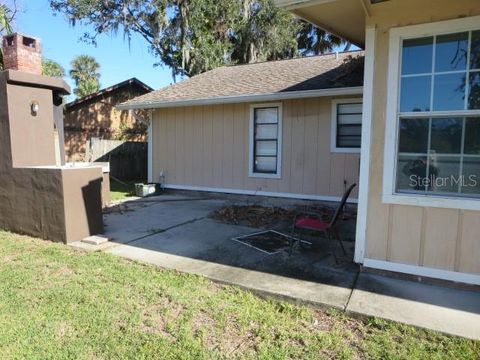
(119, 0, 480, 287)
(64, 78, 153, 161)
(118, 52, 365, 203)
(273, 0, 480, 286)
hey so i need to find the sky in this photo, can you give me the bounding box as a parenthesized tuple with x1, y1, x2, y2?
(13, 0, 175, 101)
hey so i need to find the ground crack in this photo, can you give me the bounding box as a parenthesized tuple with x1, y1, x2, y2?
(123, 217, 207, 245)
(343, 270, 360, 312)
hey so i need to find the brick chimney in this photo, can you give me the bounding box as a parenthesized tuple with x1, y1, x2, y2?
(2, 33, 42, 75)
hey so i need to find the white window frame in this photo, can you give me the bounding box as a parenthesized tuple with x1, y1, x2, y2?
(249, 103, 283, 179)
(383, 15, 480, 211)
(331, 98, 363, 153)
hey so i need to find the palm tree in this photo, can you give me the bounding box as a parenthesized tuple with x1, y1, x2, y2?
(0, 3, 15, 70)
(297, 22, 344, 56)
(69, 55, 101, 98)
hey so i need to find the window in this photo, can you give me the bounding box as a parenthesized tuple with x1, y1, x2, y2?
(249, 104, 282, 178)
(384, 16, 480, 209)
(331, 99, 362, 152)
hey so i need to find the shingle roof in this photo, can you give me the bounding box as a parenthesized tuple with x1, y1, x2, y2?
(118, 51, 364, 109)
(66, 78, 153, 109)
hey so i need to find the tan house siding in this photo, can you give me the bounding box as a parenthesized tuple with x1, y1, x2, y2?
(364, 1, 480, 275)
(151, 97, 360, 200)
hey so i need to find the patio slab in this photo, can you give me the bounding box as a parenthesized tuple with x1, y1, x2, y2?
(100, 193, 480, 340)
(347, 272, 480, 340)
(104, 197, 226, 244)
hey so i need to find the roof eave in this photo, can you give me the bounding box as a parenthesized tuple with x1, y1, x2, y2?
(275, 0, 366, 47)
(116, 86, 363, 110)
(65, 78, 153, 109)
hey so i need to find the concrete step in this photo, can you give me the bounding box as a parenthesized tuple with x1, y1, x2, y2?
(82, 235, 110, 246)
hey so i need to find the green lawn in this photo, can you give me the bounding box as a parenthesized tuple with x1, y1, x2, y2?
(0, 231, 478, 359)
(110, 179, 137, 202)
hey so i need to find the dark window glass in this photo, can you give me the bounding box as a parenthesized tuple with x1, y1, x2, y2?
(426, 155, 461, 194)
(432, 73, 466, 111)
(470, 30, 480, 70)
(397, 117, 480, 197)
(461, 156, 480, 195)
(399, 118, 429, 153)
(397, 155, 428, 192)
(430, 117, 463, 154)
(337, 125, 362, 148)
(435, 32, 468, 72)
(396, 30, 480, 199)
(464, 117, 480, 154)
(468, 72, 480, 110)
(402, 37, 433, 75)
(400, 76, 431, 112)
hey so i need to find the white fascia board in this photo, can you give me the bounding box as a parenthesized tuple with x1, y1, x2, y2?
(116, 87, 363, 110)
(274, 0, 337, 10)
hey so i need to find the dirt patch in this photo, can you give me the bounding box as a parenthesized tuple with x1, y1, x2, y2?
(211, 204, 357, 244)
(194, 312, 257, 356)
(56, 322, 75, 338)
(103, 203, 133, 214)
(140, 298, 185, 341)
(211, 205, 333, 229)
(55, 266, 74, 277)
(2, 254, 19, 263)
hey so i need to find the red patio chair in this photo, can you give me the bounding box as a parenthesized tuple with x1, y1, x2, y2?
(290, 183, 357, 256)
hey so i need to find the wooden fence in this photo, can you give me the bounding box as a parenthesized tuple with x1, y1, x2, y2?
(86, 138, 147, 181)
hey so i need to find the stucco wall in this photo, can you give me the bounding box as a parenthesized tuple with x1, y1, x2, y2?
(0, 71, 104, 244)
(151, 97, 360, 200)
(364, 0, 480, 275)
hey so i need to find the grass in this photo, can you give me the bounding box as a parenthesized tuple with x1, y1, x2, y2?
(110, 178, 138, 202)
(0, 231, 478, 359)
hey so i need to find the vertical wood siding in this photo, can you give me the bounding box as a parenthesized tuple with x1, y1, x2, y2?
(151, 97, 360, 200)
(365, 4, 480, 275)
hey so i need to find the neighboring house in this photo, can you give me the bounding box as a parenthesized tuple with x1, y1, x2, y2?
(64, 78, 153, 161)
(118, 52, 364, 202)
(273, 0, 480, 286)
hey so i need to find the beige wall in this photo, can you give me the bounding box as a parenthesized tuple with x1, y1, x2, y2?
(151, 97, 360, 200)
(364, 0, 480, 275)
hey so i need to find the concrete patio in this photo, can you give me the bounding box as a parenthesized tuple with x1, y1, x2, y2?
(79, 192, 480, 340)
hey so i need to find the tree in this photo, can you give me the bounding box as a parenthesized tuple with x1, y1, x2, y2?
(74, 78, 100, 98)
(50, 0, 343, 79)
(297, 23, 344, 56)
(0, 2, 16, 70)
(42, 58, 65, 78)
(69, 55, 101, 98)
